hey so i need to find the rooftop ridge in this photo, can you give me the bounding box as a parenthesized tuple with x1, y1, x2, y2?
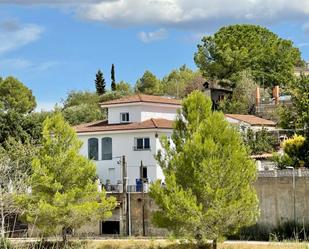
(100, 94, 181, 106)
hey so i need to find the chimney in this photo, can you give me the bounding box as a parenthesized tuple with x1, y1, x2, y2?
(273, 85, 280, 105)
(255, 87, 260, 106)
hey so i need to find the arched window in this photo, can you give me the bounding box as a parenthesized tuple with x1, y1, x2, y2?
(102, 137, 112, 160)
(88, 138, 98, 160)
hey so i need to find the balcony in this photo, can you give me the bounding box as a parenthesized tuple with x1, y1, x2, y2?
(103, 184, 150, 193)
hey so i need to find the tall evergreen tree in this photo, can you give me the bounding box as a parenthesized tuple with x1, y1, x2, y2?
(95, 70, 106, 95)
(111, 64, 116, 91)
(150, 91, 258, 249)
(18, 113, 116, 241)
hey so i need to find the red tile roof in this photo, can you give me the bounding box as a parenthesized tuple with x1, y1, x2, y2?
(75, 118, 174, 133)
(100, 94, 181, 106)
(225, 114, 276, 126)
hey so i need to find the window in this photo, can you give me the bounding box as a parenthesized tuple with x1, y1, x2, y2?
(120, 112, 129, 123)
(102, 137, 112, 160)
(88, 138, 98, 160)
(134, 137, 150, 150)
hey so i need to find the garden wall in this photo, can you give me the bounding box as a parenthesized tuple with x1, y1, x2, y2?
(255, 169, 309, 227)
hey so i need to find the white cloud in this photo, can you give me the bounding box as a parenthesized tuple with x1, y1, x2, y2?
(0, 58, 33, 70)
(138, 28, 168, 43)
(0, 20, 43, 55)
(76, 0, 309, 30)
(0, 57, 61, 71)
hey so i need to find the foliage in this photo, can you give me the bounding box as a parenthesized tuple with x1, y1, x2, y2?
(277, 105, 298, 130)
(150, 91, 259, 244)
(115, 81, 133, 95)
(95, 70, 106, 95)
(135, 70, 161, 95)
(278, 76, 309, 166)
(278, 76, 309, 132)
(61, 91, 105, 125)
(161, 65, 203, 98)
(100, 90, 129, 102)
(244, 128, 277, 155)
(111, 64, 116, 91)
(0, 140, 31, 238)
(0, 111, 48, 145)
(283, 135, 307, 167)
(272, 153, 294, 169)
(18, 114, 117, 239)
(183, 74, 205, 97)
(194, 24, 303, 88)
(287, 76, 309, 131)
(62, 104, 105, 126)
(63, 91, 100, 108)
(218, 71, 257, 114)
(0, 137, 38, 174)
(0, 76, 37, 113)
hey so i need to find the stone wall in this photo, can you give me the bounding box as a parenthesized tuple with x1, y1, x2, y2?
(74, 169, 309, 237)
(255, 169, 309, 227)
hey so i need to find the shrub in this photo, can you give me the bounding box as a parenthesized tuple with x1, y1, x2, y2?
(283, 135, 306, 166)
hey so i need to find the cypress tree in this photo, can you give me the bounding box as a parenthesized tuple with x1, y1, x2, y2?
(95, 70, 106, 95)
(111, 64, 116, 91)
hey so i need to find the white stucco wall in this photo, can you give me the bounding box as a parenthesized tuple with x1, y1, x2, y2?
(107, 103, 179, 124)
(78, 129, 172, 185)
(107, 105, 142, 124)
(140, 105, 179, 121)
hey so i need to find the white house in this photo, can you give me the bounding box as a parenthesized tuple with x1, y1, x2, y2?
(75, 94, 277, 190)
(75, 94, 181, 189)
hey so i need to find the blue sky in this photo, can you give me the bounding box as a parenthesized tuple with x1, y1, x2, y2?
(1, 1, 309, 111)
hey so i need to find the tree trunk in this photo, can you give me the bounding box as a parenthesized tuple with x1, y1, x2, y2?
(0, 191, 5, 238)
(212, 239, 217, 249)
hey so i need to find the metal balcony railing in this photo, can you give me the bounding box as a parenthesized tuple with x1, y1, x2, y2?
(103, 184, 149, 193)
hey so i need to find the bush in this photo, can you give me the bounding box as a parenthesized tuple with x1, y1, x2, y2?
(283, 135, 306, 167)
(245, 128, 277, 155)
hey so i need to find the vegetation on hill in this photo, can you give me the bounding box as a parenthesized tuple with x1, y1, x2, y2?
(0, 76, 36, 114)
(194, 24, 303, 88)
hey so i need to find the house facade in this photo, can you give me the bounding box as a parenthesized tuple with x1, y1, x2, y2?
(75, 94, 181, 189)
(75, 95, 277, 190)
(225, 113, 277, 132)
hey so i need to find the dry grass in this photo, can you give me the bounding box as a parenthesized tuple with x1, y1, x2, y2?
(85, 240, 309, 249)
(8, 239, 309, 249)
(220, 242, 309, 249)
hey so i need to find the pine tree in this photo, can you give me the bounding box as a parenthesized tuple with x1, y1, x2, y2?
(95, 70, 106, 95)
(19, 113, 116, 241)
(150, 91, 259, 248)
(111, 64, 116, 91)
(135, 70, 161, 95)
